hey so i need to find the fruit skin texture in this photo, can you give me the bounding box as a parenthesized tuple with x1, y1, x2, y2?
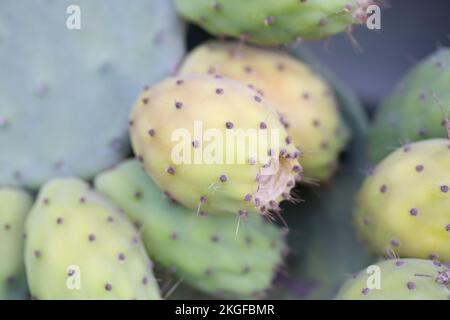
(129, 74, 301, 215)
(336, 259, 450, 300)
(369, 48, 450, 163)
(0, 188, 32, 300)
(355, 139, 450, 262)
(175, 0, 373, 46)
(179, 41, 350, 182)
(95, 159, 287, 298)
(0, 0, 185, 189)
(24, 178, 160, 300)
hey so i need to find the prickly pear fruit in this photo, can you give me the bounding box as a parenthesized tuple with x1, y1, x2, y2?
(355, 139, 450, 262)
(0, 188, 32, 300)
(95, 159, 287, 298)
(179, 41, 350, 182)
(0, 0, 185, 189)
(369, 49, 450, 163)
(129, 74, 302, 215)
(24, 178, 160, 300)
(175, 0, 374, 46)
(336, 259, 450, 300)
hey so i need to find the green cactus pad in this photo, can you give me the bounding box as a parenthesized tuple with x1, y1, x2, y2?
(336, 259, 450, 300)
(95, 159, 287, 298)
(0, 0, 185, 189)
(175, 0, 373, 46)
(129, 74, 302, 215)
(25, 178, 160, 300)
(0, 188, 33, 300)
(369, 48, 450, 163)
(355, 139, 450, 262)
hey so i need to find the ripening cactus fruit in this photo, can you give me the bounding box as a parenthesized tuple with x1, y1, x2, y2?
(95, 159, 287, 298)
(24, 178, 160, 300)
(369, 48, 450, 163)
(175, 0, 374, 46)
(0, 0, 185, 189)
(179, 41, 350, 182)
(336, 259, 450, 300)
(0, 188, 32, 300)
(355, 139, 450, 262)
(129, 74, 302, 215)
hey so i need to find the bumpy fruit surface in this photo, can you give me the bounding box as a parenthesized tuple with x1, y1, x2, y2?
(0, 188, 32, 300)
(95, 159, 287, 298)
(336, 259, 450, 300)
(369, 49, 450, 163)
(129, 74, 301, 215)
(25, 178, 160, 300)
(179, 41, 350, 182)
(355, 139, 450, 262)
(175, 0, 374, 45)
(0, 0, 185, 189)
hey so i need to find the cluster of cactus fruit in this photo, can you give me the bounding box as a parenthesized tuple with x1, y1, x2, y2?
(0, 0, 448, 301)
(175, 0, 375, 46)
(345, 48, 450, 300)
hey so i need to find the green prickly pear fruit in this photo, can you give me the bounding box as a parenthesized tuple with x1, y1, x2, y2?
(336, 259, 450, 300)
(355, 139, 450, 262)
(0, 188, 33, 300)
(24, 178, 160, 300)
(175, 0, 375, 46)
(369, 48, 450, 163)
(95, 160, 287, 298)
(129, 74, 302, 215)
(179, 41, 350, 183)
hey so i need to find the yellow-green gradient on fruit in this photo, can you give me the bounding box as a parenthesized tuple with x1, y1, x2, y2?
(336, 259, 450, 300)
(0, 188, 32, 299)
(95, 160, 287, 298)
(129, 74, 302, 215)
(355, 139, 450, 262)
(25, 178, 160, 300)
(175, 0, 373, 46)
(179, 41, 350, 182)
